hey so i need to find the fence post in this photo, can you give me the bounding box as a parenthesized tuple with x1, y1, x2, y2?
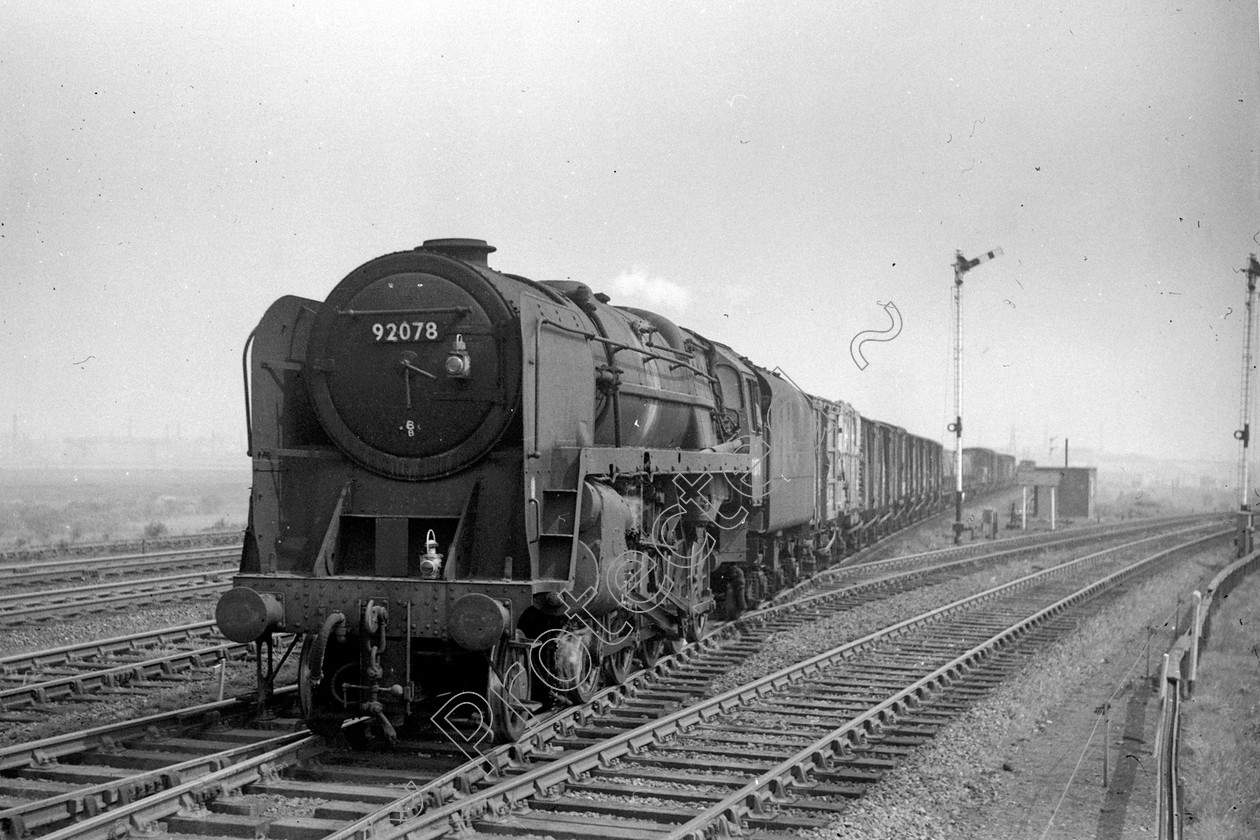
(1146, 626, 1155, 685)
(1155, 697, 1166, 840)
(1188, 590, 1202, 698)
(1159, 652, 1170, 700)
(1102, 704, 1110, 787)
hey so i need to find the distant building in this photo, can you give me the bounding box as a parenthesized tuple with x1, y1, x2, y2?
(1015, 464, 1097, 524)
(1058, 467, 1097, 518)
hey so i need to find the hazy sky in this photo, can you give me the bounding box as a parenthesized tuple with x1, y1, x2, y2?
(3, 2, 1257, 467)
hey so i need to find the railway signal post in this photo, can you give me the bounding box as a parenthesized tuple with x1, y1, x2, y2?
(949, 247, 1003, 544)
(1234, 253, 1260, 557)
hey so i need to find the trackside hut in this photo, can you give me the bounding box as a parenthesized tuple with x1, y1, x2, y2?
(1015, 465, 1097, 528)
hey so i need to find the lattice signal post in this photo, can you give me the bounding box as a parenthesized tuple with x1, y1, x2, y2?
(1234, 253, 1260, 557)
(949, 247, 1003, 544)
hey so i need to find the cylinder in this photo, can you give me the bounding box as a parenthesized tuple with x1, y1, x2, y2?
(570, 539, 627, 617)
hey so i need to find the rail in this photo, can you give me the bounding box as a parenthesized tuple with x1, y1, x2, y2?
(0, 569, 231, 625)
(0, 517, 1212, 840)
(0, 530, 242, 563)
(372, 528, 1224, 840)
(0, 622, 270, 712)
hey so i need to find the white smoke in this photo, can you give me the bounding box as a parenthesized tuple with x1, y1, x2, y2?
(608, 268, 691, 315)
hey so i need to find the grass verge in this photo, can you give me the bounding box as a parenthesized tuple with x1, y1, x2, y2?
(1180, 572, 1260, 839)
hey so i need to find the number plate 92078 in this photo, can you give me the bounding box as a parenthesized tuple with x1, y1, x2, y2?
(372, 321, 439, 342)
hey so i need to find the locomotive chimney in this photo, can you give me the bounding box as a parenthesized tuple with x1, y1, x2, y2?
(420, 238, 496, 266)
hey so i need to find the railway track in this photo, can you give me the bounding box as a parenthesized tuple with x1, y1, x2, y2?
(0, 548, 238, 593)
(0, 693, 301, 840)
(0, 571, 230, 627)
(0, 623, 263, 719)
(0, 515, 1208, 728)
(777, 511, 1218, 605)
(0, 532, 242, 564)
(0, 517, 1222, 839)
(831, 487, 1019, 567)
(364, 526, 1229, 840)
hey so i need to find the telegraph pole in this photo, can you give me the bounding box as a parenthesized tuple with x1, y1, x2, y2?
(950, 247, 1003, 544)
(1235, 253, 1260, 557)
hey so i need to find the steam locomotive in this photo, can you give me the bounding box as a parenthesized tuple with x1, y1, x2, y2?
(215, 239, 1001, 742)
